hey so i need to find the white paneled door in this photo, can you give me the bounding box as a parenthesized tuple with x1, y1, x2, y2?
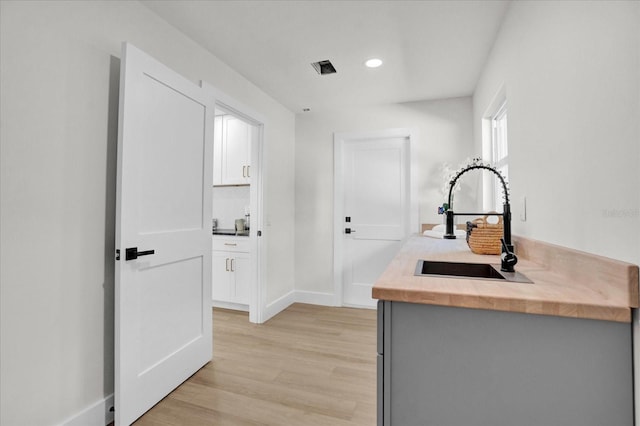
(115, 43, 214, 425)
(340, 136, 410, 307)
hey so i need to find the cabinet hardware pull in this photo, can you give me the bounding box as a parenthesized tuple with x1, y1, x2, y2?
(230, 258, 235, 272)
(247, 165, 250, 178)
(224, 243, 237, 246)
(242, 166, 246, 178)
(225, 258, 230, 271)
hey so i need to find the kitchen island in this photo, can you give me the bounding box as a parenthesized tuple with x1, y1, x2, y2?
(373, 235, 638, 426)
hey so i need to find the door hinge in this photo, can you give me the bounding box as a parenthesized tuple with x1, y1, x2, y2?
(257, 230, 262, 237)
(115, 249, 120, 261)
(345, 216, 351, 222)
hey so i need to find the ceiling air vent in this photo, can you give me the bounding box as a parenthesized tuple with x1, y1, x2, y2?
(311, 60, 337, 75)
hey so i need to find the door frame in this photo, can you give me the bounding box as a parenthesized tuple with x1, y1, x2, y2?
(333, 128, 418, 307)
(200, 81, 266, 324)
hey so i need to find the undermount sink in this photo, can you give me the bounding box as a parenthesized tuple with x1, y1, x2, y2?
(415, 260, 533, 283)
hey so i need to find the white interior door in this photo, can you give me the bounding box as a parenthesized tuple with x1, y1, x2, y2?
(115, 43, 214, 425)
(341, 137, 410, 307)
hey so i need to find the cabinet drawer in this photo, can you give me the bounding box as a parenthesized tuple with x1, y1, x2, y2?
(213, 237, 250, 253)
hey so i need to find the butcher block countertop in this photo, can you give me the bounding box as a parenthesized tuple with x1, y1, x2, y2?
(372, 234, 639, 323)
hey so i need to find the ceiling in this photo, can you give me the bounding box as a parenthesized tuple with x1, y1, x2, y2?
(141, 0, 510, 113)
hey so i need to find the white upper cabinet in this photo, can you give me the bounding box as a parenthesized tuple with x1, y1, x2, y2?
(214, 115, 251, 186)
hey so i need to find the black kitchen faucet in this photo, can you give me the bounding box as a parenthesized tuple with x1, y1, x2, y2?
(439, 159, 518, 273)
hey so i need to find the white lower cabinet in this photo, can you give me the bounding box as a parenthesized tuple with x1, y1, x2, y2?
(230, 254, 250, 304)
(212, 237, 251, 308)
(212, 252, 233, 302)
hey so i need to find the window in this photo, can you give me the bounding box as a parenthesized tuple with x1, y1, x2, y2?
(485, 99, 509, 211)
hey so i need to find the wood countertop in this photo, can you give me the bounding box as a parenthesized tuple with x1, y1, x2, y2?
(372, 234, 639, 323)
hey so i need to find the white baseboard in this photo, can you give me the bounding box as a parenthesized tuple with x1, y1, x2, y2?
(342, 302, 378, 310)
(262, 290, 339, 322)
(212, 300, 250, 312)
(262, 290, 296, 322)
(295, 290, 337, 307)
(59, 394, 114, 426)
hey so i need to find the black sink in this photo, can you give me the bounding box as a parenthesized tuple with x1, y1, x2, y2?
(415, 260, 532, 283)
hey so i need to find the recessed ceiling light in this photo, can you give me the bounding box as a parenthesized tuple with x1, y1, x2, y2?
(365, 58, 383, 68)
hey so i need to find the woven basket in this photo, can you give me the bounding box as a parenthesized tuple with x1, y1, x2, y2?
(466, 215, 503, 255)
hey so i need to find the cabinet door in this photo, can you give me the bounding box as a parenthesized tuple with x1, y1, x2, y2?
(221, 115, 250, 185)
(385, 302, 633, 426)
(212, 252, 232, 302)
(232, 253, 251, 305)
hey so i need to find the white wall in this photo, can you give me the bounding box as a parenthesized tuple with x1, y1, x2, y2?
(0, 1, 295, 424)
(294, 99, 475, 295)
(474, 0, 640, 264)
(473, 1, 640, 421)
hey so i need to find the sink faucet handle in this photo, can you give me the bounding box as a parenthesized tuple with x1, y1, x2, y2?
(500, 238, 518, 272)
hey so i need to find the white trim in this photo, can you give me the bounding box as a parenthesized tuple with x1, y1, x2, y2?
(295, 290, 337, 307)
(58, 394, 114, 426)
(200, 80, 267, 324)
(241, 290, 338, 324)
(212, 300, 249, 312)
(408, 129, 420, 234)
(481, 84, 507, 211)
(333, 136, 345, 307)
(262, 290, 296, 322)
(343, 302, 377, 310)
(333, 128, 417, 307)
(482, 82, 507, 121)
(200, 83, 267, 126)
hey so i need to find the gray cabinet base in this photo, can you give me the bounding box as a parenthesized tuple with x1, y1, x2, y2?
(378, 301, 633, 426)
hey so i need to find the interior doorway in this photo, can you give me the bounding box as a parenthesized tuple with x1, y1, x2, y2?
(334, 129, 415, 308)
(201, 81, 266, 324)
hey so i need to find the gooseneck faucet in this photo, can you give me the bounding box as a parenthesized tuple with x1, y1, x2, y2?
(439, 160, 517, 272)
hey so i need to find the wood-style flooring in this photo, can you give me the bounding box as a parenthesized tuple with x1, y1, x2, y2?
(134, 303, 377, 425)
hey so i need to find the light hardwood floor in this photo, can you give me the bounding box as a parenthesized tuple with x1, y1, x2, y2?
(134, 303, 378, 425)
